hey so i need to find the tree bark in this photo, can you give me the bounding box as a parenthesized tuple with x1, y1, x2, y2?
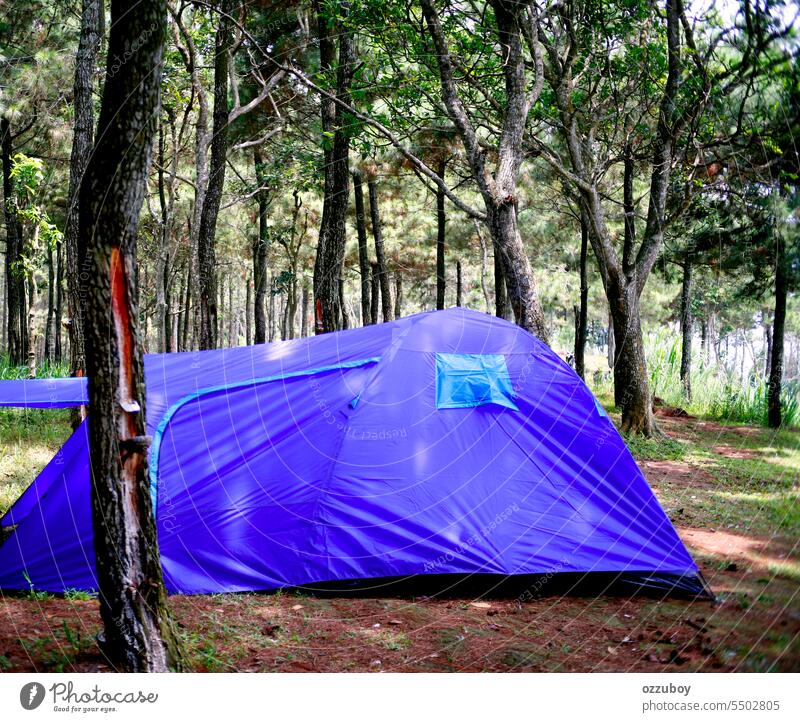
(1, 116, 23, 366)
(313, 2, 354, 333)
(64, 0, 100, 421)
(155, 119, 170, 354)
(54, 237, 62, 360)
(78, 0, 183, 672)
(181, 262, 191, 352)
(301, 282, 309, 337)
(370, 262, 379, 325)
(197, 0, 232, 350)
(493, 240, 508, 320)
(45, 245, 55, 363)
(253, 149, 269, 344)
(679, 255, 693, 400)
(609, 284, 655, 435)
(352, 171, 371, 324)
(456, 260, 462, 307)
(436, 158, 446, 310)
(764, 318, 772, 379)
(394, 272, 403, 319)
(767, 232, 786, 428)
(367, 178, 392, 323)
(245, 274, 252, 346)
(268, 269, 276, 342)
(574, 205, 589, 380)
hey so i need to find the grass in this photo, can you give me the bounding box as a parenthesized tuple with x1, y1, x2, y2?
(589, 329, 799, 428)
(18, 621, 95, 672)
(0, 407, 72, 516)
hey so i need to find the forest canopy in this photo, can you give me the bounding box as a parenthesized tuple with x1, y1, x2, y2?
(0, 0, 798, 434)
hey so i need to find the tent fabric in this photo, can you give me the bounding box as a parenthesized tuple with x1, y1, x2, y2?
(0, 378, 88, 408)
(0, 308, 705, 596)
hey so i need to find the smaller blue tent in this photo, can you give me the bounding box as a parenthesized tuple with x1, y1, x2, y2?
(0, 308, 707, 597)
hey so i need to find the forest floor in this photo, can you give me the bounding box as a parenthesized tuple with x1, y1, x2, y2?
(0, 407, 797, 673)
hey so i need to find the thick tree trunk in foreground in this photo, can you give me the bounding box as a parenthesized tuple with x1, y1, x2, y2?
(197, 0, 232, 350)
(679, 256, 693, 400)
(64, 0, 100, 423)
(1, 117, 24, 366)
(367, 179, 392, 323)
(253, 149, 269, 344)
(574, 206, 589, 380)
(436, 158, 446, 310)
(313, 3, 354, 333)
(352, 171, 371, 325)
(78, 0, 183, 672)
(767, 233, 786, 428)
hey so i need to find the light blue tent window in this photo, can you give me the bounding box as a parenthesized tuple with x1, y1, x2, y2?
(435, 353, 518, 410)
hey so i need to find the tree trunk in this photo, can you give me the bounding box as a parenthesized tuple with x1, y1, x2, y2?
(487, 202, 546, 339)
(456, 260, 462, 307)
(1, 116, 23, 366)
(78, 0, 183, 672)
(767, 232, 786, 428)
(54, 237, 63, 360)
(313, 2, 354, 334)
(155, 120, 169, 353)
(607, 309, 615, 372)
(245, 275, 252, 346)
(352, 171, 371, 325)
(197, 0, 231, 350)
(268, 269, 276, 342)
(253, 149, 269, 344)
(338, 277, 349, 330)
(420, 0, 547, 341)
(609, 283, 656, 435)
(764, 320, 772, 379)
(370, 262, 379, 325)
(45, 245, 55, 363)
(227, 279, 234, 346)
(301, 282, 309, 337)
(367, 179, 392, 323)
(679, 256, 693, 400)
(394, 272, 403, 319)
(574, 206, 589, 380)
(493, 240, 508, 320)
(436, 158, 446, 310)
(181, 262, 191, 352)
(64, 0, 100, 422)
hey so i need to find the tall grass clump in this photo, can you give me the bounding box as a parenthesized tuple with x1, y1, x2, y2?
(0, 354, 69, 380)
(645, 329, 799, 428)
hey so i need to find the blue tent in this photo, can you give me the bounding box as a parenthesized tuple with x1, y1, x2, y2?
(0, 308, 706, 596)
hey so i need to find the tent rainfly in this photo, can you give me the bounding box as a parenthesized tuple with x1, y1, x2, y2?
(0, 308, 708, 597)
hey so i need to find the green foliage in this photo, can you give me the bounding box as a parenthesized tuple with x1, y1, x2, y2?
(644, 329, 799, 428)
